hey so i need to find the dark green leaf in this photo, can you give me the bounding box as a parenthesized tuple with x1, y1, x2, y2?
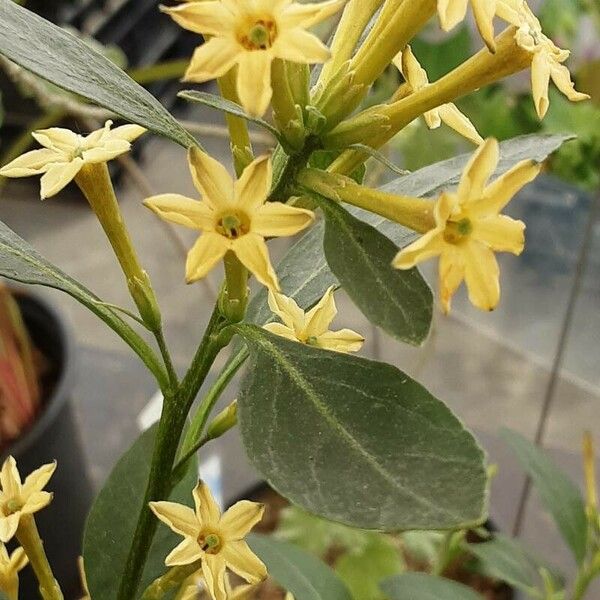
(248, 534, 352, 600)
(0, 219, 166, 385)
(0, 0, 195, 147)
(179, 90, 281, 140)
(317, 197, 432, 345)
(83, 426, 198, 600)
(236, 325, 488, 530)
(381, 573, 483, 600)
(501, 428, 588, 565)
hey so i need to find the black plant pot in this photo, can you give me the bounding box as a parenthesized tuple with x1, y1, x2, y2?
(1, 290, 93, 600)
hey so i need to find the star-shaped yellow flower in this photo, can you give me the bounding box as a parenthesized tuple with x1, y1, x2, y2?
(0, 456, 56, 543)
(393, 139, 541, 313)
(150, 481, 267, 600)
(0, 543, 28, 600)
(162, 0, 346, 116)
(437, 0, 498, 51)
(144, 148, 314, 291)
(496, 0, 589, 118)
(265, 287, 364, 353)
(0, 120, 146, 199)
(394, 46, 483, 146)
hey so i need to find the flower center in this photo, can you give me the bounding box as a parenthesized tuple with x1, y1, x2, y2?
(198, 532, 223, 555)
(3, 498, 22, 516)
(239, 19, 277, 51)
(443, 218, 472, 244)
(216, 212, 251, 240)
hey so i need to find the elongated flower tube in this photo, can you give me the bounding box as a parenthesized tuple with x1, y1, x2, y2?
(0, 543, 27, 600)
(437, 0, 498, 52)
(496, 0, 589, 118)
(144, 148, 314, 291)
(394, 47, 483, 145)
(150, 481, 267, 600)
(265, 287, 364, 353)
(394, 139, 540, 313)
(163, 0, 346, 116)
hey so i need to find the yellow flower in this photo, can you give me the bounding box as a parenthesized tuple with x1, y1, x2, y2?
(144, 148, 314, 290)
(178, 573, 255, 600)
(265, 287, 364, 353)
(162, 0, 346, 116)
(437, 0, 498, 51)
(0, 120, 146, 199)
(0, 456, 56, 543)
(394, 46, 483, 146)
(0, 543, 28, 600)
(393, 139, 540, 313)
(496, 0, 589, 118)
(150, 481, 267, 600)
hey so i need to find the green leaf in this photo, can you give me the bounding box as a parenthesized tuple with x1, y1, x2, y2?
(179, 90, 281, 141)
(0, 219, 166, 386)
(83, 426, 198, 600)
(236, 325, 488, 530)
(468, 534, 556, 594)
(381, 573, 483, 600)
(501, 428, 588, 565)
(0, 0, 195, 147)
(336, 535, 405, 600)
(248, 534, 352, 600)
(316, 197, 433, 345)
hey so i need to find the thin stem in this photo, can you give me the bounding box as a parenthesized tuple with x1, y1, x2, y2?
(16, 515, 63, 600)
(155, 328, 179, 388)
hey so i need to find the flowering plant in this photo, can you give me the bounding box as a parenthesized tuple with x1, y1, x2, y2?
(0, 0, 589, 598)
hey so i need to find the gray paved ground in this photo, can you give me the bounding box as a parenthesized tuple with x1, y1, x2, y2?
(1, 111, 599, 591)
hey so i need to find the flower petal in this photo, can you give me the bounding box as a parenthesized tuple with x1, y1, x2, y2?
(472, 214, 525, 254)
(0, 514, 20, 544)
(221, 540, 267, 584)
(202, 554, 227, 600)
(438, 103, 483, 145)
(219, 500, 264, 540)
(193, 481, 222, 527)
(109, 124, 147, 143)
(267, 290, 305, 331)
(232, 234, 279, 291)
(316, 329, 364, 353)
(188, 147, 234, 210)
(252, 203, 314, 237)
(273, 28, 330, 64)
(305, 286, 337, 337)
(144, 194, 214, 231)
(165, 537, 203, 567)
(263, 322, 299, 341)
(149, 501, 199, 537)
(463, 241, 500, 311)
(185, 233, 228, 283)
(531, 51, 552, 119)
(0, 457, 21, 498)
(9, 547, 28, 572)
(280, 0, 346, 28)
(437, 0, 469, 31)
(0, 149, 60, 178)
(21, 491, 53, 515)
(393, 229, 446, 270)
(161, 2, 234, 36)
(184, 37, 241, 83)
(457, 138, 499, 203)
(82, 139, 131, 163)
(235, 156, 271, 212)
(236, 52, 273, 117)
(471, 0, 497, 52)
(550, 62, 590, 104)
(438, 246, 466, 314)
(32, 128, 79, 152)
(398, 46, 429, 91)
(40, 159, 84, 199)
(22, 461, 56, 498)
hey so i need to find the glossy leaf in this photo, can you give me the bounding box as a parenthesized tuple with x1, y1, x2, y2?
(501, 428, 587, 565)
(83, 426, 198, 600)
(381, 573, 483, 600)
(248, 534, 352, 600)
(0, 0, 195, 147)
(317, 197, 433, 345)
(236, 325, 488, 530)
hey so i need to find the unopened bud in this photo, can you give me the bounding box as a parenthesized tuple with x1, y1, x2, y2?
(206, 401, 238, 441)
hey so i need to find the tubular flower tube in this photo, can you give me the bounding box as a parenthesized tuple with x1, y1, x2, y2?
(162, 0, 346, 116)
(394, 47, 483, 145)
(496, 0, 589, 118)
(0, 457, 56, 543)
(0, 121, 145, 199)
(265, 287, 364, 353)
(144, 148, 314, 291)
(437, 0, 498, 52)
(149, 481, 267, 600)
(393, 139, 541, 313)
(0, 543, 28, 600)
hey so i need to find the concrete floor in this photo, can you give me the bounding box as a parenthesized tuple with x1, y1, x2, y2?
(1, 111, 599, 592)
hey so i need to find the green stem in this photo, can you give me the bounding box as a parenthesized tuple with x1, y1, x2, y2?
(140, 561, 202, 600)
(155, 328, 179, 389)
(117, 306, 227, 600)
(16, 515, 63, 600)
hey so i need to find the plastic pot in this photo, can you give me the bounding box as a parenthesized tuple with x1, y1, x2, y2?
(1, 290, 93, 600)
